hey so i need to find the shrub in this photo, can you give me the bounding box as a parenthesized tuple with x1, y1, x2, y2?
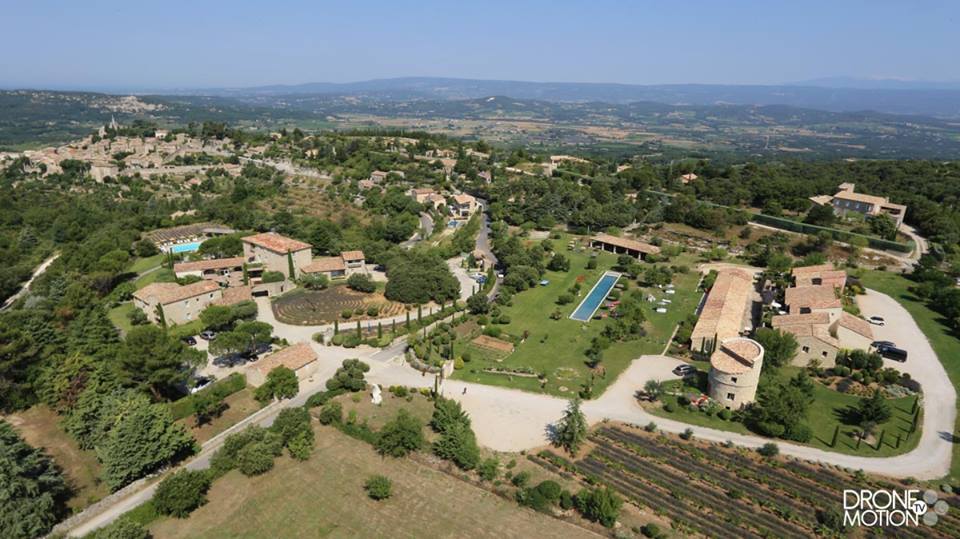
(575, 486, 622, 527)
(643, 422, 657, 432)
(478, 458, 499, 481)
(511, 470, 531, 488)
(718, 409, 732, 421)
(365, 475, 392, 500)
(663, 402, 675, 413)
(325, 359, 370, 392)
(86, 518, 149, 539)
(641, 523, 662, 538)
(679, 428, 694, 440)
(254, 366, 299, 403)
(376, 409, 424, 457)
(758, 443, 780, 457)
(341, 310, 353, 319)
(271, 407, 312, 445)
(559, 490, 575, 510)
(287, 430, 315, 461)
(237, 442, 276, 476)
(366, 305, 380, 316)
(535, 480, 563, 502)
(318, 401, 343, 425)
(347, 273, 377, 293)
(153, 469, 212, 518)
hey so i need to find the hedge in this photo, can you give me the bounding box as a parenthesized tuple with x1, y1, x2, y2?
(644, 189, 913, 253)
(169, 373, 247, 420)
(749, 213, 912, 253)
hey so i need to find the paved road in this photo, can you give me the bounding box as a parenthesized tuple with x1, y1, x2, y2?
(1, 252, 59, 311)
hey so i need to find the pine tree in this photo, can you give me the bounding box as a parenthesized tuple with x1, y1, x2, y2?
(554, 398, 588, 455)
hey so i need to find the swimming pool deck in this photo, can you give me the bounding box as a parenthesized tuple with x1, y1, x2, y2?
(570, 270, 621, 322)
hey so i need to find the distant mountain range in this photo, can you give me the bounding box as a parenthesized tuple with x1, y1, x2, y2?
(178, 77, 960, 119)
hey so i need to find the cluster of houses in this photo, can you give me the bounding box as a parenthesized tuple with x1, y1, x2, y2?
(133, 231, 369, 326)
(14, 126, 238, 182)
(771, 264, 873, 368)
(408, 188, 480, 219)
(688, 263, 874, 409)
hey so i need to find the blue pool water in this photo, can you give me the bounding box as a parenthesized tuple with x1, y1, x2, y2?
(570, 272, 621, 322)
(170, 241, 202, 254)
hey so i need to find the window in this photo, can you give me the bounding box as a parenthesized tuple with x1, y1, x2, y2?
(726, 393, 735, 401)
(822, 350, 829, 357)
(731, 377, 738, 383)
(802, 346, 810, 353)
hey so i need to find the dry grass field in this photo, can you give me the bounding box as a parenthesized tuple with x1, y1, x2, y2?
(149, 426, 597, 539)
(6, 405, 110, 511)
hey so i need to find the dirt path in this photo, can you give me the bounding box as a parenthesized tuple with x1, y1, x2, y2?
(1, 252, 59, 310)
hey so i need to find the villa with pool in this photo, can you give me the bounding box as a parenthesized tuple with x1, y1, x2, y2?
(145, 222, 236, 253)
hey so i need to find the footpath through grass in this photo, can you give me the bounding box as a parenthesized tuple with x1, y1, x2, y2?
(860, 270, 960, 480)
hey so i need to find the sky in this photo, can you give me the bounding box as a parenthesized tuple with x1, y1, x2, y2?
(1, 0, 958, 90)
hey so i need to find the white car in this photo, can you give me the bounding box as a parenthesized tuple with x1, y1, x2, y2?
(868, 316, 886, 326)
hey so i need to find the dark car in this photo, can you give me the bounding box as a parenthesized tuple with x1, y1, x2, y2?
(181, 336, 197, 346)
(872, 340, 895, 349)
(880, 346, 908, 362)
(199, 330, 217, 341)
(242, 342, 272, 359)
(672, 364, 697, 377)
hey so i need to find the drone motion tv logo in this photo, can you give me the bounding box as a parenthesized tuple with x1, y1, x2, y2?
(843, 489, 950, 527)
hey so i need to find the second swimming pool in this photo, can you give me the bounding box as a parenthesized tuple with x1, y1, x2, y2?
(569, 271, 621, 322)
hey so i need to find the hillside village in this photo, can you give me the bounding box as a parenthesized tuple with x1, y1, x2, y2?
(3, 119, 960, 539)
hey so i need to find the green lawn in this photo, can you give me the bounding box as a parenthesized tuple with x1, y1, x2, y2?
(859, 270, 960, 479)
(107, 302, 136, 335)
(650, 365, 921, 457)
(452, 234, 703, 398)
(128, 254, 165, 275)
(134, 267, 175, 288)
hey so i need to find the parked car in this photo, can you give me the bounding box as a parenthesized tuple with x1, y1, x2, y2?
(868, 316, 886, 326)
(672, 364, 697, 377)
(181, 336, 197, 346)
(880, 346, 908, 362)
(213, 353, 245, 367)
(871, 340, 896, 351)
(190, 376, 215, 394)
(199, 330, 217, 340)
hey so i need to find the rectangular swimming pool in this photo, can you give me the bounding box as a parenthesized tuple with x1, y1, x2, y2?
(170, 241, 202, 254)
(569, 271, 621, 322)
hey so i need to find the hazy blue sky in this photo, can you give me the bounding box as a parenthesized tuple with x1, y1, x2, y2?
(2, 0, 957, 89)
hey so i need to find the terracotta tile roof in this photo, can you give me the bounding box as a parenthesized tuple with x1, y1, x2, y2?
(174, 256, 244, 273)
(771, 312, 831, 328)
(214, 285, 252, 306)
(833, 190, 888, 207)
(133, 280, 220, 305)
(772, 313, 840, 348)
(591, 233, 661, 255)
(785, 285, 841, 311)
(710, 337, 762, 374)
(242, 232, 311, 254)
(340, 250, 365, 262)
(690, 268, 755, 346)
(250, 343, 317, 376)
(836, 312, 874, 340)
(452, 193, 476, 205)
(792, 264, 847, 289)
(302, 256, 346, 273)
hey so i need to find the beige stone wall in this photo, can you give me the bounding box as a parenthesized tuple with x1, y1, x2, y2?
(243, 245, 312, 279)
(792, 336, 839, 368)
(835, 326, 872, 351)
(708, 340, 764, 409)
(161, 290, 222, 325)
